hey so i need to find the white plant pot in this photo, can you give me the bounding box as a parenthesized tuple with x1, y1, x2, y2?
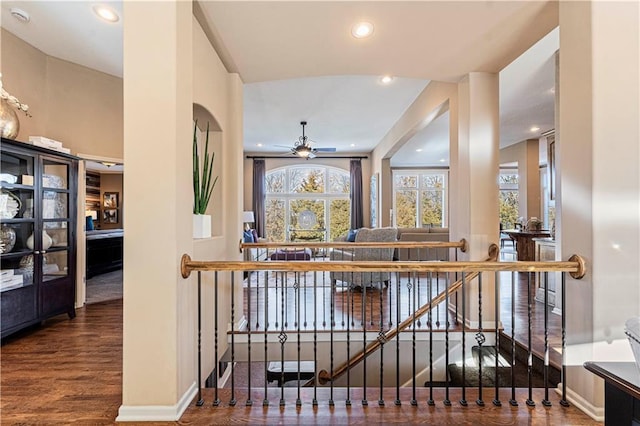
(193, 214, 211, 239)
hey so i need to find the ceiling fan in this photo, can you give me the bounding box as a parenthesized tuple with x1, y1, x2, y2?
(277, 121, 336, 159)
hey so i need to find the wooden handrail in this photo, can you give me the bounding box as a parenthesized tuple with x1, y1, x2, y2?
(180, 256, 586, 279)
(312, 244, 499, 386)
(238, 238, 468, 253)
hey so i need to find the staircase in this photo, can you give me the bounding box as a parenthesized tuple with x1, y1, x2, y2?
(445, 344, 559, 388)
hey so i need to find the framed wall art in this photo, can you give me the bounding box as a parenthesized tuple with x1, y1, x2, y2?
(103, 192, 119, 208)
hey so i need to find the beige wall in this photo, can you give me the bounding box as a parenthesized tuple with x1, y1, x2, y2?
(558, 1, 640, 418)
(371, 81, 457, 228)
(1, 29, 123, 158)
(499, 139, 541, 221)
(120, 3, 243, 418)
(100, 173, 124, 230)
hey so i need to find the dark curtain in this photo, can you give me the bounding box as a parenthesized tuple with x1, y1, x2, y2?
(350, 159, 364, 229)
(252, 159, 266, 237)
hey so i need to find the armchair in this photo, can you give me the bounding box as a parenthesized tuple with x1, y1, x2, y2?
(330, 227, 397, 290)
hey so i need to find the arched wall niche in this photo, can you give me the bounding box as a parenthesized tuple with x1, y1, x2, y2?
(192, 103, 223, 237)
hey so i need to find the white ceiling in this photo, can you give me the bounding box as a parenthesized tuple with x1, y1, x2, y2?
(1, 1, 558, 164)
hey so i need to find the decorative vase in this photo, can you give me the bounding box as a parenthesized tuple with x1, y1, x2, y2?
(0, 225, 16, 254)
(26, 230, 53, 250)
(193, 214, 211, 239)
(0, 98, 20, 140)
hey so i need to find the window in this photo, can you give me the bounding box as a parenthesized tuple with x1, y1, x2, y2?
(265, 166, 350, 242)
(392, 171, 447, 228)
(499, 170, 519, 229)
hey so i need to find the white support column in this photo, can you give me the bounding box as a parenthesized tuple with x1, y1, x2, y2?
(558, 1, 640, 419)
(118, 1, 195, 422)
(455, 72, 500, 327)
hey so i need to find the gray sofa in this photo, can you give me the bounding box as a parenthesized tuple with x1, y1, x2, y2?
(395, 227, 450, 261)
(330, 227, 397, 289)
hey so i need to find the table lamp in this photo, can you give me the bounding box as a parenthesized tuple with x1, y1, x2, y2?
(243, 211, 255, 231)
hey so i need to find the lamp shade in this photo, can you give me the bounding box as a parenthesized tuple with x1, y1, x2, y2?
(243, 211, 255, 223)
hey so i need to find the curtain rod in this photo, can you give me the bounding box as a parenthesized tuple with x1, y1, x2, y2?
(246, 155, 368, 160)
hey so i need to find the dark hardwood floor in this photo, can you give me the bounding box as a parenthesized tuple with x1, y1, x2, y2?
(0, 267, 597, 425)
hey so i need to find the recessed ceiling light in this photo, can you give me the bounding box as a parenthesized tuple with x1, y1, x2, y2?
(351, 22, 374, 39)
(93, 5, 120, 23)
(350, 143, 356, 147)
(257, 143, 263, 147)
(416, 148, 423, 152)
(549, 87, 555, 94)
(439, 159, 446, 163)
(530, 126, 540, 132)
(10, 8, 30, 23)
(380, 75, 394, 85)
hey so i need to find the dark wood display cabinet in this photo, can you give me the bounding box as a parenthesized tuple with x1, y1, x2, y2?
(1, 138, 78, 339)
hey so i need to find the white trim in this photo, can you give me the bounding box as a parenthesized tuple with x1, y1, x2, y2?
(218, 362, 234, 388)
(556, 384, 604, 422)
(116, 381, 197, 422)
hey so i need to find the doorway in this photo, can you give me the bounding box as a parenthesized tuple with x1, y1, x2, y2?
(80, 158, 124, 305)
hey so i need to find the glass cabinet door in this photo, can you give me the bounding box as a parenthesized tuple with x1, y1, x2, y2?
(40, 158, 71, 282)
(1, 150, 36, 291)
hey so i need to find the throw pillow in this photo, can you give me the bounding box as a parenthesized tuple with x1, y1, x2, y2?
(251, 228, 259, 242)
(243, 230, 254, 243)
(346, 229, 359, 242)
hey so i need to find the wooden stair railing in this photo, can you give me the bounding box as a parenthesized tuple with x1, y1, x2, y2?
(311, 244, 500, 386)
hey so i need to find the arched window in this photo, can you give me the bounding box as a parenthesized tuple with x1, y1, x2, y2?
(265, 165, 350, 242)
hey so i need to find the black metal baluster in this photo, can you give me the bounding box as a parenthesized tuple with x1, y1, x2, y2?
(476, 273, 485, 407)
(560, 272, 569, 407)
(411, 272, 417, 406)
(196, 272, 204, 406)
(443, 271, 451, 406)
(362, 280, 368, 406)
(296, 272, 302, 407)
(460, 272, 467, 407)
(493, 271, 502, 407)
(246, 267, 253, 407)
(263, 270, 269, 407)
(279, 271, 287, 407)
(329, 270, 335, 407)
(542, 271, 551, 407)
(436, 269, 441, 328)
(428, 271, 434, 406)
(395, 272, 401, 406)
(526, 272, 535, 407)
(213, 271, 220, 407)
(313, 271, 318, 406)
(346, 272, 352, 407)
(230, 271, 236, 406)
(379, 275, 385, 407)
(509, 271, 518, 407)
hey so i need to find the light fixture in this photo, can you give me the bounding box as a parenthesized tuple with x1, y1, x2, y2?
(351, 22, 374, 39)
(380, 75, 394, 85)
(439, 159, 446, 163)
(101, 161, 117, 168)
(10, 8, 30, 23)
(530, 126, 540, 132)
(243, 211, 255, 231)
(350, 143, 356, 147)
(257, 143, 263, 147)
(416, 148, 423, 152)
(296, 146, 312, 158)
(93, 5, 120, 23)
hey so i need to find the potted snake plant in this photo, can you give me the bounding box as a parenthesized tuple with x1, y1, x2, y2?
(192, 120, 218, 238)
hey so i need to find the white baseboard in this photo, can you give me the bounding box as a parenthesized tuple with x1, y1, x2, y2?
(555, 384, 604, 422)
(116, 381, 197, 422)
